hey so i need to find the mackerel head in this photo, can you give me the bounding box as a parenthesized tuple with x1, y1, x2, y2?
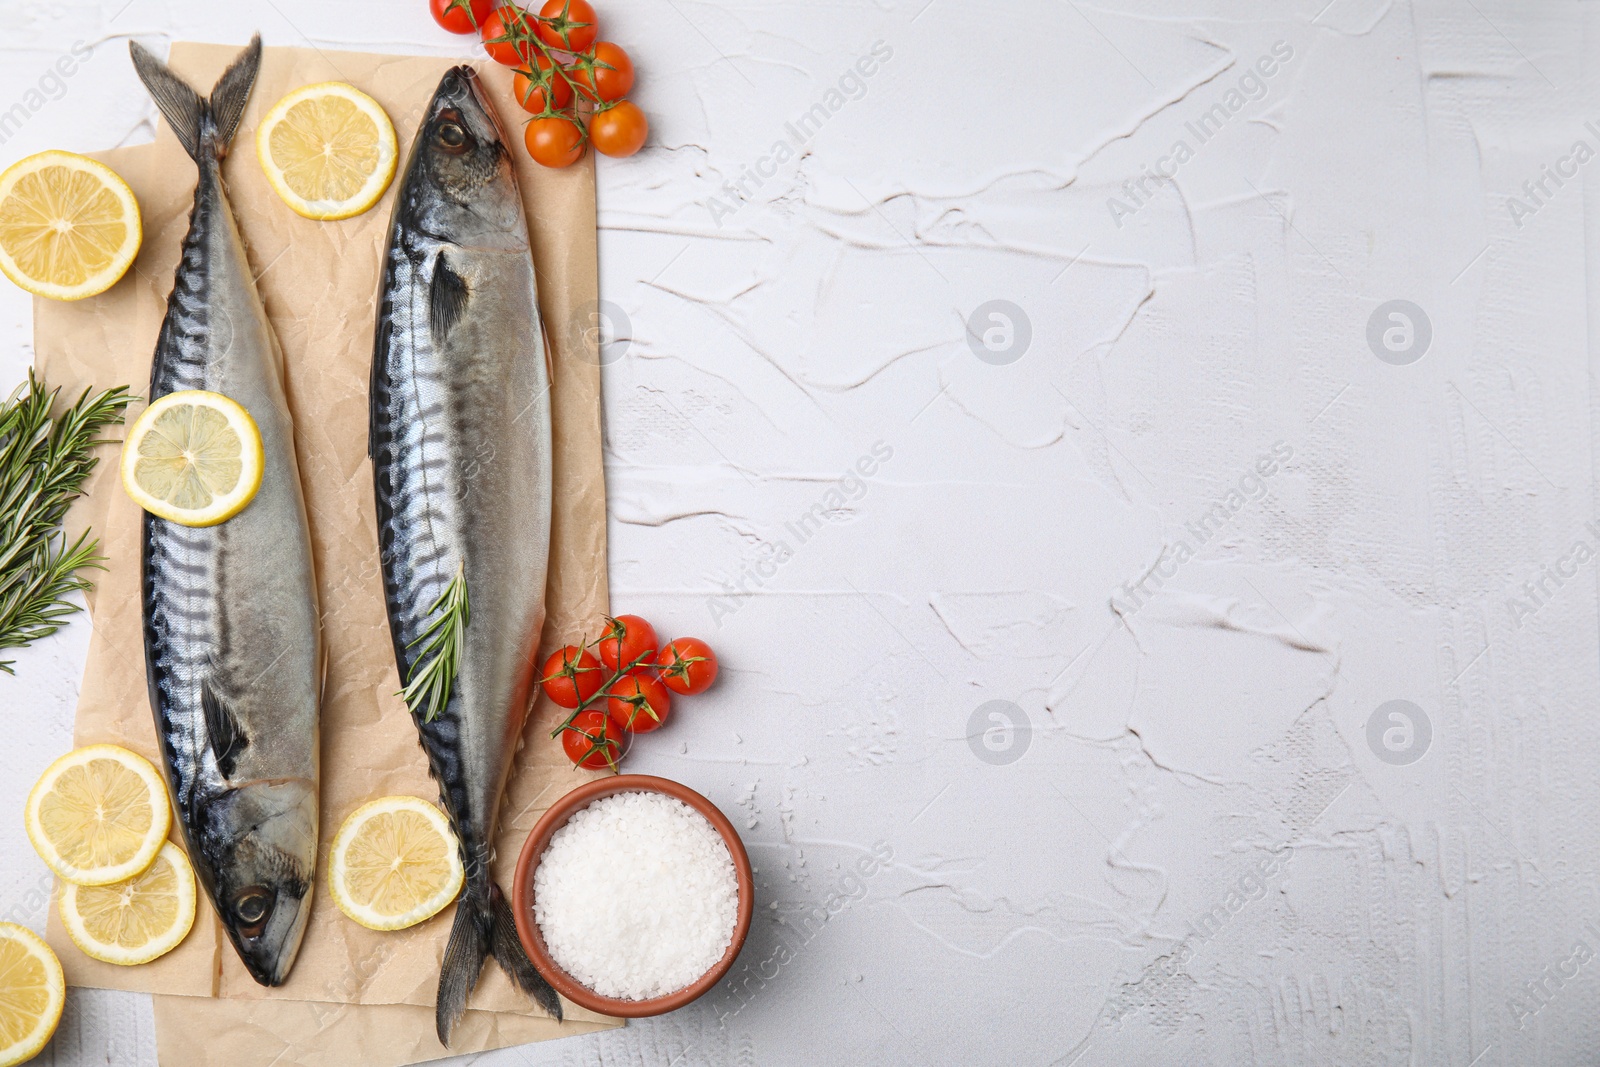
(370, 65, 558, 1043)
(131, 36, 322, 987)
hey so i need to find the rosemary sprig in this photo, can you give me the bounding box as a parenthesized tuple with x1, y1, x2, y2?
(0, 372, 133, 674)
(400, 561, 470, 723)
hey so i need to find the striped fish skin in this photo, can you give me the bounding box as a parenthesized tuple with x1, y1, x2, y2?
(133, 37, 322, 988)
(370, 65, 557, 1043)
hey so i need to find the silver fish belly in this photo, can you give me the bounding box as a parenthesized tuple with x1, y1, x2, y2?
(133, 36, 322, 988)
(370, 65, 558, 1043)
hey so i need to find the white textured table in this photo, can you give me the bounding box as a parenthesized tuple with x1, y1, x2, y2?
(4, 1, 1599, 1064)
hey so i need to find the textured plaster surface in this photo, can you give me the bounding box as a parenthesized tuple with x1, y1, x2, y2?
(1, 1, 1598, 1064)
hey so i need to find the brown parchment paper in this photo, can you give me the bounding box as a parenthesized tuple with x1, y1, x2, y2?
(32, 40, 619, 1065)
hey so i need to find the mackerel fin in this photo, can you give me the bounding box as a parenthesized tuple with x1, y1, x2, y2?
(436, 882, 561, 1046)
(129, 34, 262, 163)
(201, 680, 248, 779)
(435, 887, 488, 1046)
(489, 883, 562, 1019)
(208, 36, 262, 148)
(430, 253, 470, 344)
(129, 42, 206, 161)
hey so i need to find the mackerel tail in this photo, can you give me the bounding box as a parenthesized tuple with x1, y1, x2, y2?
(132, 35, 324, 989)
(130, 35, 260, 167)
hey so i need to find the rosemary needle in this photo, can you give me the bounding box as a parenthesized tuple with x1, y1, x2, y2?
(399, 560, 470, 723)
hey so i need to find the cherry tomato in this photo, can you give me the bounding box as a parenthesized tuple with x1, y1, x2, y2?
(570, 42, 634, 102)
(590, 101, 648, 158)
(524, 114, 586, 167)
(535, 0, 599, 52)
(597, 614, 657, 672)
(430, 0, 494, 34)
(539, 645, 603, 708)
(512, 57, 573, 112)
(607, 670, 671, 733)
(481, 6, 538, 66)
(562, 709, 629, 769)
(656, 637, 717, 695)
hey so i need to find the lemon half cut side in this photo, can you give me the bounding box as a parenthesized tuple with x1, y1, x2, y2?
(0, 150, 142, 301)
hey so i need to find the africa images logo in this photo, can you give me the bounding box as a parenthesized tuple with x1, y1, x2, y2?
(1112, 442, 1293, 616)
(967, 700, 1030, 765)
(1106, 41, 1295, 228)
(703, 41, 894, 227)
(965, 300, 1031, 366)
(0, 41, 94, 147)
(1366, 700, 1431, 766)
(1366, 300, 1431, 365)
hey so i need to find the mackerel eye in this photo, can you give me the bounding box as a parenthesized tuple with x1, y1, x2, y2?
(232, 887, 273, 932)
(437, 123, 468, 152)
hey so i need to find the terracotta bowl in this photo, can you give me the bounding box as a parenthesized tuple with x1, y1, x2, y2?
(512, 774, 754, 1018)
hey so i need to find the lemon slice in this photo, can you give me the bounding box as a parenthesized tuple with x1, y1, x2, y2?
(258, 82, 398, 220)
(329, 796, 463, 931)
(25, 744, 171, 887)
(0, 924, 64, 1066)
(120, 390, 264, 528)
(59, 842, 195, 967)
(0, 150, 142, 301)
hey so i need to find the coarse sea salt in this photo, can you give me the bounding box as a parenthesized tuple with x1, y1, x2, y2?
(533, 790, 739, 1000)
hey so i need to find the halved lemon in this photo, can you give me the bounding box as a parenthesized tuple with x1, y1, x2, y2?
(258, 82, 398, 220)
(328, 796, 463, 931)
(120, 390, 264, 527)
(0, 924, 64, 1066)
(25, 744, 170, 887)
(59, 842, 195, 967)
(0, 150, 142, 301)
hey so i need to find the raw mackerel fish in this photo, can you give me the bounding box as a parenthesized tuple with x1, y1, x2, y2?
(132, 36, 323, 987)
(369, 65, 560, 1042)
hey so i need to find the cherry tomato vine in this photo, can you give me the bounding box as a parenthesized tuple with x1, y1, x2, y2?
(430, 0, 649, 167)
(538, 616, 720, 770)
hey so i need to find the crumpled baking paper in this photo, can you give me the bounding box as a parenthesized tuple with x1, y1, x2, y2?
(33, 40, 620, 1066)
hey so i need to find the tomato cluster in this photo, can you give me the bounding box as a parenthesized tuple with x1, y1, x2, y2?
(428, 0, 649, 167)
(540, 615, 719, 770)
